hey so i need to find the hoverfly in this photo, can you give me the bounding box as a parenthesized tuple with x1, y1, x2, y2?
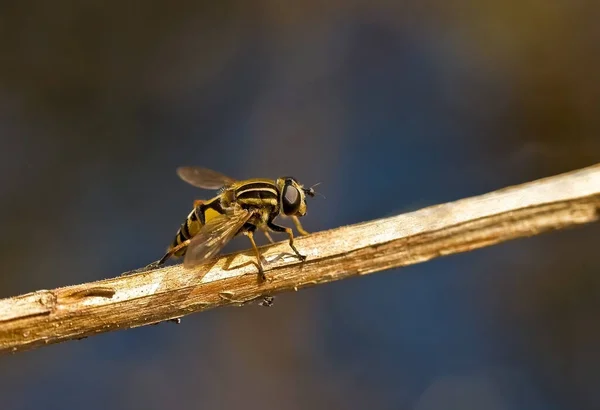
(148, 166, 316, 278)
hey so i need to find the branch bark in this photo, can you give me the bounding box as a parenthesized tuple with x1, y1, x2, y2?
(1, 164, 599, 354)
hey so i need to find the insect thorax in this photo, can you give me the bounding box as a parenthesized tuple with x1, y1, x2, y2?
(229, 181, 280, 214)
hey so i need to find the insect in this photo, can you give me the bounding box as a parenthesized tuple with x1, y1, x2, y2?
(148, 166, 317, 278)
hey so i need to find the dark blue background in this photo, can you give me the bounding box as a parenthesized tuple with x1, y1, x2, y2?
(1, 2, 599, 409)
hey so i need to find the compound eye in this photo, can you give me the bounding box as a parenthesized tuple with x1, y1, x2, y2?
(282, 185, 301, 215)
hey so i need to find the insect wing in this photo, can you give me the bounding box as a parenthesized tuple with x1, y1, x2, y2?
(176, 166, 237, 190)
(183, 207, 252, 268)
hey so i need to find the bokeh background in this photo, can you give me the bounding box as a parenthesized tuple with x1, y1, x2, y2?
(1, 1, 599, 409)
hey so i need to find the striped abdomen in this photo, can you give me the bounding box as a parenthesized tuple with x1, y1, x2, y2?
(168, 180, 281, 258)
(168, 205, 222, 257)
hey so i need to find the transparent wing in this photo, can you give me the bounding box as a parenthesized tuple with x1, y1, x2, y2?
(176, 166, 237, 190)
(183, 206, 252, 268)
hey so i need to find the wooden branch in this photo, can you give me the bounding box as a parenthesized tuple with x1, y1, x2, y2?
(1, 164, 599, 354)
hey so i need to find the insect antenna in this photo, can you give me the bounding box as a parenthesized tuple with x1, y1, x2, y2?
(304, 182, 326, 199)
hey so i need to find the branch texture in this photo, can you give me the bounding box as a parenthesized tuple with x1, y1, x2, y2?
(1, 164, 599, 354)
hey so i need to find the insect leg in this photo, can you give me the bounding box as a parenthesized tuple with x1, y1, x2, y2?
(261, 228, 275, 243)
(153, 239, 192, 267)
(267, 220, 306, 261)
(290, 216, 310, 236)
(244, 229, 266, 280)
(121, 239, 192, 275)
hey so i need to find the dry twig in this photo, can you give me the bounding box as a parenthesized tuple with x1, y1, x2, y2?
(1, 164, 599, 354)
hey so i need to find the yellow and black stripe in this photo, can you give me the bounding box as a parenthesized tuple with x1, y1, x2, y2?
(233, 179, 280, 211)
(140, 166, 314, 276)
(167, 179, 282, 257)
(168, 198, 224, 257)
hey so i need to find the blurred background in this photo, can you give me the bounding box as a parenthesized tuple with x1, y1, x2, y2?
(1, 1, 599, 409)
